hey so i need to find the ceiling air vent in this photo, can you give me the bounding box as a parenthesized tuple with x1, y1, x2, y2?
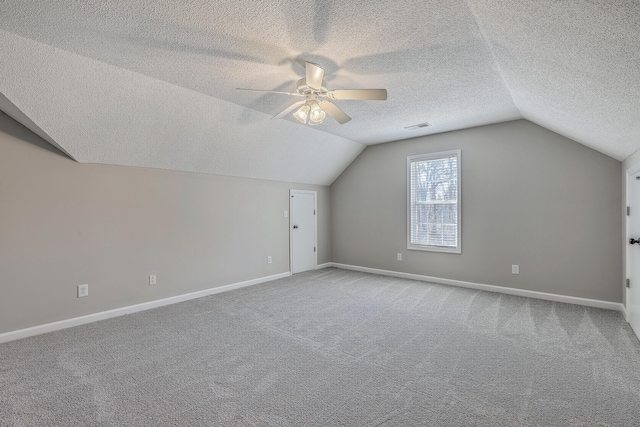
(404, 122, 431, 130)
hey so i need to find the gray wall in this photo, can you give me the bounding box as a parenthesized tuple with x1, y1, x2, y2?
(331, 120, 622, 302)
(0, 113, 330, 334)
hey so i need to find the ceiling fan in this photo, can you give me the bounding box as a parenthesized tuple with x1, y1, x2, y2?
(237, 62, 387, 125)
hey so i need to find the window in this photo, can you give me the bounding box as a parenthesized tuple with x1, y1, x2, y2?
(407, 150, 461, 253)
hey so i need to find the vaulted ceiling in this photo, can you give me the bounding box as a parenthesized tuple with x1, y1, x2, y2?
(1, 1, 638, 185)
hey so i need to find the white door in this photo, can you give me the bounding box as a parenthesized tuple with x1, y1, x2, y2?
(627, 172, 640, 340)
(290, 190, 317, 274)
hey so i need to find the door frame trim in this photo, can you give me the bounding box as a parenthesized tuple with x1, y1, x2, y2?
(624, 165, 640, 323)
(289, 189, 318, 274)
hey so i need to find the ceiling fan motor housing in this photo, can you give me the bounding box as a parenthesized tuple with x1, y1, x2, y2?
(296, 78, 328, 97)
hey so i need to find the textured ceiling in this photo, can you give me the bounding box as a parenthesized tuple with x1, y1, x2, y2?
(0, 1, 638, 185)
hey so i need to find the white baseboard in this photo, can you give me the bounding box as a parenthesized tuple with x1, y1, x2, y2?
(0, 271, 291, 344)
(2, 265, 625, 345)
(330, 263, 625, 313)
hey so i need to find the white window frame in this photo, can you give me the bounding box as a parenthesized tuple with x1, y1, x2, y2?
(407, 149, 461, 254)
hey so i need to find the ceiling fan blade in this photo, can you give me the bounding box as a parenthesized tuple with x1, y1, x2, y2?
(320, 101, 351, 124)
(305, 62, 325, 90)
(237, 88, 302, 96)
(329, 89, 387, 100)
(272, 101, 306, 119)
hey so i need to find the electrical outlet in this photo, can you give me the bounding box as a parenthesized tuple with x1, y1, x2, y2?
(397, 253, 402, 261)
(512, 265, 520, 275)
(267, 256, 272, 264)
(77, 284, 89, 298)
(149, 274, 157, 285)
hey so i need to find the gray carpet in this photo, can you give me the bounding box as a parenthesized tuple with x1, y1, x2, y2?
(1, 268, 640, 426)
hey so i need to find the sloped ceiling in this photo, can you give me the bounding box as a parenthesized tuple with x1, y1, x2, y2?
(0, 1, 638, 185)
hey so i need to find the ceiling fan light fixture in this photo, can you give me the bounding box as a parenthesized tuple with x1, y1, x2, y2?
(308, 102, 326, 125)
(293, 103, 310, 123)
(238, 62, 385, 126)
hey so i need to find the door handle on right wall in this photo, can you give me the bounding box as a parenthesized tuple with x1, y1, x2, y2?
(630, 238, 640, 245)
(293, 225, 298, 229)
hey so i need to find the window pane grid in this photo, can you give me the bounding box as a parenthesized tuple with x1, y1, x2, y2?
(409, 152, 459, 250)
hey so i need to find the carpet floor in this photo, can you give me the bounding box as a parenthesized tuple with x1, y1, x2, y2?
(1, 268, 640, 426)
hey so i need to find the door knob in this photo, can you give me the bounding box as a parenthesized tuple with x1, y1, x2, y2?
(293, 225, 298, 229)
(630, 238, 640, 245)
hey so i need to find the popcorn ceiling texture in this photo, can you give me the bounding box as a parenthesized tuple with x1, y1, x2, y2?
(0, 1, 638, 184)
(468, 0, 640, 162)
(0, 30, 363, 186)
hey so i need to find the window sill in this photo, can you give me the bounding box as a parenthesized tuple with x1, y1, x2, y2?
(407, 245, 461, 254)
